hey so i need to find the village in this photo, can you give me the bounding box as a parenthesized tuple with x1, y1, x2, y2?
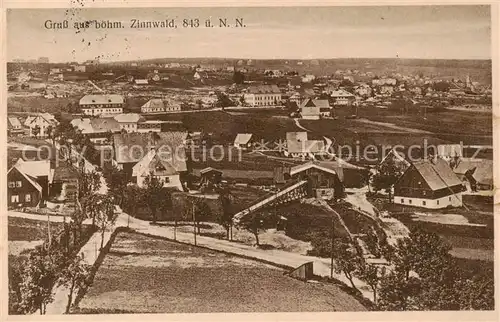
(7, 56, 494, 314)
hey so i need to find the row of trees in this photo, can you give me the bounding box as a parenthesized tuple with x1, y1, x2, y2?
(310, 227, 494, 310)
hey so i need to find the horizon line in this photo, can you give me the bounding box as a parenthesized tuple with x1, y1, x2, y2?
(9, 56, 493, 64)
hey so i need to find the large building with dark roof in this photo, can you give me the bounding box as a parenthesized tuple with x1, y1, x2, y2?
(79, 94, 124, 116)
(394, 158, 465, 209)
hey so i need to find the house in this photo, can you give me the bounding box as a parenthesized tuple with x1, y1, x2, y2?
(233, 133, 253, 150)
(300, 98, 331, 119)
(113, 131, 188, 179)
(79, 94, 124, 116)
(72, 117, 121, 144)
(285, 132, 326, 159)
(50, 162, 79, 202)
(141, 99, 166, 114)
(8, 116, 25, 136)
(193, 71, 203, 80)
(243, 85, 282, 107)
(14, 159, 52, 199)
(7, 165, 43, 208)
(277, 162, 343, 200)
(199, 167, 223, 186)
(330, 89, 355, 106)
(379, 148, 411, 173)
(24, 113, 59, 137)
(452, 158, 493, 192)
(114, 113, 144, 133)
(372, 78, 397, 86)
(131, 149, 184, 191)
(394, 158, 465, 209)
(137, 120, 163, 133)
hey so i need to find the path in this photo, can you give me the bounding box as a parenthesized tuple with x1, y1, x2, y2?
(87, 80, 104, 93)
(294, 118, 310, 132)
(16, 211, 374, 312)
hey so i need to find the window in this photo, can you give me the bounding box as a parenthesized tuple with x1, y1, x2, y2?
(25, 194, 31, 202)
(401, 199, 404, 203)
(8, 181, 15, 188)
(11, 195, 19, 203)
(409, 199, 412, 205)
(16, 181, 22, 188)
(437, 200, 440, 205)
(422, 201, 426, 206)
(449, 197, 452, 201)
(164, 177, 170, 183)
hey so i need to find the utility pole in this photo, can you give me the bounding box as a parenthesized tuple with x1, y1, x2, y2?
(192, 202, 197, 246)
(330, 215, 335, 278)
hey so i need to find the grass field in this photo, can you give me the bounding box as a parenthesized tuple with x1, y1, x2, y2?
(74, 232, 366, 313)
(8, 216, 65, 242)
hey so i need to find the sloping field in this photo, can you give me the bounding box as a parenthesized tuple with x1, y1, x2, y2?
(75, 232, 366, 313)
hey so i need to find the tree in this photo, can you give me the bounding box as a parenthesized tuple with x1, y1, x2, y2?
(32, 125, 41, 138)
(240, 212, 266, 246)
(378, 271, 422, 311)
(217, 186, 234, 240)
(57, 253, 91, 314)
(356, 262, 383, 305)
(77, 170, 102, 226)
(215, 91, 234, 108)
(18, 250, 56, 315)
(372, 157, 402, 201)
(46, 125, 54, 143)
(194, 200, 212, 234)
(143, 172, 164, 224)
(123, 185, 144, 219)
(332, 239, 364, 290)
(233, 71, 245, 84)
(94, 194, 117, 249)
(102, 164, 127, 207)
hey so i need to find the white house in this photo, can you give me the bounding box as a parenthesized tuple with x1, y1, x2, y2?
(141, 99, 166, 114)
(131, 149, 184, 191)
(330, 89, 355, 106)
(243, 85, 282, 107)
(233, 133, 253, 150)
(24, 113, 59, 137)
(79, 94, 124, 116)
(285, 132, 326, 159)
(113, 113, 144, 133)
(300, 98, 331, 120)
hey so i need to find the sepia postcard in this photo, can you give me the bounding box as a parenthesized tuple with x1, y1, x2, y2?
(2, 2, 499, 321)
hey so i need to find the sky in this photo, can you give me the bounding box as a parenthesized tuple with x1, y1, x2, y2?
(7, 6, 492, 62)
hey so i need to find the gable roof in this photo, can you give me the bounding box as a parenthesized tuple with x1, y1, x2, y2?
(14, 159, 52, 181)
(290, 162, 337, 176)
(132, 149, 179, 177)
(453, 158, 493, 185)
(79, 94, 124, 105)
(113, 132, 187, 171)
(247, 85, 281, 94)
(91, 117, 121, 133)
(52, 163, 80, 182)
(331, 89, 355, 98)
(234, 133, 253, 145)
(286, 132, 325, 154)
(300, 99, 330, 109)
(410, 159, 463, 191)
(200, 167, 223, 175)
(8, 166, 43, 192)
(113, 113, 143, 123)
(8, 117, 22, 128)
(142, 99, 165, 110)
